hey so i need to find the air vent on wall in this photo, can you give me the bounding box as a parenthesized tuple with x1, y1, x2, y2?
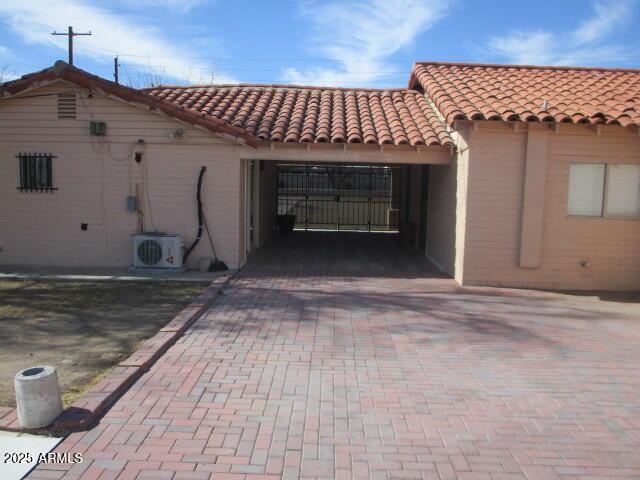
(57, 93, 77, 119)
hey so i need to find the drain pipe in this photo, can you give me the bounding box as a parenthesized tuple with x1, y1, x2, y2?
(183, 166, 206, 264)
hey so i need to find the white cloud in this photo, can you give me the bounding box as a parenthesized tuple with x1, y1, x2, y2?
(487, 30, 556, 65)
(483, 0, 636, 66)
(0, 45, 26, 82)
(114, 0, 210, 15)
(571, 0, 633, 45)
(283, 0, 453, 87)
(0, 0, 236, 84)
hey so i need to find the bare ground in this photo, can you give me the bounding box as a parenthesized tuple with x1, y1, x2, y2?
(0, 279, 209, 408)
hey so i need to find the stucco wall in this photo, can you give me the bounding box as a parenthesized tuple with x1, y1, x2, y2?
(426, 162, 458, 276)
(462, 123, 640, 290)
(257, 160, 278, 247)
(426, 130, 469, 280)
(0, 80, 244, 270)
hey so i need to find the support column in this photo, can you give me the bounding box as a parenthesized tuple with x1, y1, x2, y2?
(519, 129, 549, 268)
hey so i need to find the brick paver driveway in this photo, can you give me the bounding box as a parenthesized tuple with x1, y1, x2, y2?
(29, 233, 640, 480)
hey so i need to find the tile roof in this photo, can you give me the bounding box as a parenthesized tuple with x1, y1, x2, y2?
(144, 85, 453, 146)
(410, 62, 640, 127)
(5, 60, 640, 152)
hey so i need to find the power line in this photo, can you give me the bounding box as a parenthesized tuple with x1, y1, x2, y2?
(117, 63, 408, 86)
(114, 52, 640, 63)
(116, 54, 391, 63)
(119, 62, 411, 75)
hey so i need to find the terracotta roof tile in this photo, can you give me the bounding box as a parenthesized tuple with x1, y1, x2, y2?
(410, 62, 640, 127)
(9, 60, 640, 150)
(145, 84, 453, 146)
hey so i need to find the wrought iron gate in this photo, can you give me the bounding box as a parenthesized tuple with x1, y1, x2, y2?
(277, 164, 401, 231)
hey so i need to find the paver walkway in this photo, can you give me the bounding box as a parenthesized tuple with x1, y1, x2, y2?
(27, 233, 640, 479)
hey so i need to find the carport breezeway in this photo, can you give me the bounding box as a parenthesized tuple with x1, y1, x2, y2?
(246, 231, 445, 277)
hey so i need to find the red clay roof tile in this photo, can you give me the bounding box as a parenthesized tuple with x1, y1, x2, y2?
(145, 84, 453, 146)
(410, 62, 640, 127)
(16, 60, 640, 149)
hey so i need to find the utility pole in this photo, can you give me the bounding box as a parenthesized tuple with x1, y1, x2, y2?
(114, 56, 119, 84)
(52, 26, 92, 65)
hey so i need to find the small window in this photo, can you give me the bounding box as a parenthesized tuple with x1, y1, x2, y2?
(57, 93, 76, 119)
(605, 164, 640, 217)
(567, 163, 605, 216)
(17, 153, 57, 192)
(568, 162, 640, 218)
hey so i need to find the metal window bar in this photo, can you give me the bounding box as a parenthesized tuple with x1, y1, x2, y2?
(368, 166, 372, 232)
(305, 165, 309, 230)
(277, 164, 400, 232)
(336, 168, 341, 231)
(17, 153, 57, 192)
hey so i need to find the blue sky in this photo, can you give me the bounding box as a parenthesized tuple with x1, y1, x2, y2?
(0, 0, 638, 88)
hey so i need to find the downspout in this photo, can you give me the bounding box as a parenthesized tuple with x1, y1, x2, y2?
(183, 166, 206, 264)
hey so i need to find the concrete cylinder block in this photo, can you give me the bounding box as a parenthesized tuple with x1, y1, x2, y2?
(14, 366, 63, 429)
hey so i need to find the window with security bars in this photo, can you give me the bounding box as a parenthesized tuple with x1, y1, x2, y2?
(17, 153, 57, 192)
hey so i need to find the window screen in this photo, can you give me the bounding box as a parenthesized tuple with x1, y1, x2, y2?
(605, 164, 640, 217)
(567, 163, 605, 216)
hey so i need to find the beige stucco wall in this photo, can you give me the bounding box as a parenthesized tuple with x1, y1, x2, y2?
(426, 130, 469, 280)
(0, 80, 245, 270)
(426, 164, 456, 275)
(257, 160, 278, 247)
(461, 123, 640, 290)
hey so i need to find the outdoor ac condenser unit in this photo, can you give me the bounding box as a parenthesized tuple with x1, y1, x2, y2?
(133, 234, 184, 270)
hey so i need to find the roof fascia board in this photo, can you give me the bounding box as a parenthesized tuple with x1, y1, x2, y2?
(454, 119, 639, 137)
(243, 142, 452, 165)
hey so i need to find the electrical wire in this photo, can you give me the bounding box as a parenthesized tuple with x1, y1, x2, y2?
(135, 183, 144, 234)
(141, 142, 158, 232)
(119, 62, 412, 75)
(115, 52, 640, 62)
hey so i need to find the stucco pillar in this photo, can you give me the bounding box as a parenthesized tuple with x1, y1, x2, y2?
(519, 128, 549, 268)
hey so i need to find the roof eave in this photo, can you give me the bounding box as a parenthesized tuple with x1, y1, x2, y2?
(0, 61, 261, 149)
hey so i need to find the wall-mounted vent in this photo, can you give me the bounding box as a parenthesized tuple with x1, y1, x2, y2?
(57, 93, 77, 119)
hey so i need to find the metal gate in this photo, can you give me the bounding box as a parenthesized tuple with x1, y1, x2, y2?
(277, 164, 401, 231)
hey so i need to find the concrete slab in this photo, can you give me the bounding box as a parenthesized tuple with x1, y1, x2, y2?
(0, 431, 62, 480)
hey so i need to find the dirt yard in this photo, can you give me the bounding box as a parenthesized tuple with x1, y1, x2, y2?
(0, 279, 209, 408)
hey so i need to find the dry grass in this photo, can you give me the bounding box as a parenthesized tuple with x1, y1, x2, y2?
(0, 279, 208, 408)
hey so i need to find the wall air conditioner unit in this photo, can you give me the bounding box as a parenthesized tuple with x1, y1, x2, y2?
(132, 233, 184, 271)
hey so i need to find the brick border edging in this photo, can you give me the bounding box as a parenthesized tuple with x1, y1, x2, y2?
(0, 274, 231, 434)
